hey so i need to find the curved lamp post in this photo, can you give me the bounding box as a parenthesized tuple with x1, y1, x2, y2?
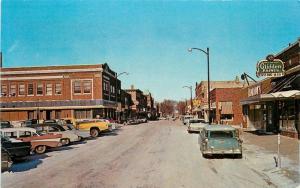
(182, 86, 193, 115)
(115, 72, 129, 121)
(188, 47, 211, 124)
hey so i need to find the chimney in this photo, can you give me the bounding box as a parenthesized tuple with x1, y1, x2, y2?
(131, 85, 134, 90)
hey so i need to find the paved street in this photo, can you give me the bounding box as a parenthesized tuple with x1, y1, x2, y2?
(2, 120, 299, 188)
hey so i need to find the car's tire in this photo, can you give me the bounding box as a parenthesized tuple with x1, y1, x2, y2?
(188, 130, 191, 134)
(90, 128, 100, 138)
(64, 138, 70, 145)
(35, 145, 46, 154)
(236, 154, 243, 159)
(202, 153, 208, 158)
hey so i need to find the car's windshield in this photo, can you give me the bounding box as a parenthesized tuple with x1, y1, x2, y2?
(210, 131, 234, 138)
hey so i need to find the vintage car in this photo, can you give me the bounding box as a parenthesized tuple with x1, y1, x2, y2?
(198, 125, 243, 158)
(75, 119, 112, 138)
(1, 121, 14, 129)
(182, 115, 194, 125)
(187, 119, 207, 133)
(1, 135, 31, 160)
(1, 148, 13, 172)
(33, 123, 81, 145)
(0, 127, 62, 154)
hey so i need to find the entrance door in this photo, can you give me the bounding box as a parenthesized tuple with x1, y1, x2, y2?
(46, 110, 52, 120)
(266, 102, 278, 132)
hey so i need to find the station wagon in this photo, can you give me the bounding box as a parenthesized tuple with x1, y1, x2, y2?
(199, 125, 242, 158)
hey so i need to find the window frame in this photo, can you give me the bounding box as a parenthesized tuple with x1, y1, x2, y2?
(73, 80, 81, 94)
(1, 84, 8, 97)
(83, 80, 92, 94)
(27, 83, 34, 96)
(37, 83, 44, 96)
(55, 83, 62, 95)
(10, 84, 17, 97)
(18, 83, 26, 96)
(46, 83, 53, 96)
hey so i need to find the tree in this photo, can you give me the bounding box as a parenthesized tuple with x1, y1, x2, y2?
(176, 101, 187, 115)
(159, 99, 176, 116)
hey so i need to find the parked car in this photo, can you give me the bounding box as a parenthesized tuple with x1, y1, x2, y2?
(158, 117, 167, 120)
(33, 124, 81, 145)
(182, 115, 194, 125)
(187, 119, 207, 133)
(0, 121, 13, 128)
(75, 119, 112, 138)
(1, 135, 31, 160)
(1, 148, 13, 172)
(198, 125, 243, 158)
(21, 119, 38, 127)
(124, 118, 139, 125)
(52, 119, 91, 139)
(138, 118, 148, 123)
(0, 127, 62, 154)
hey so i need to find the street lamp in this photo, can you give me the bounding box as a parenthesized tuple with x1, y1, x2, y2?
(115, 72, 129, 122)
(182, 86, 193, 115)
(188, 47, 211, 124)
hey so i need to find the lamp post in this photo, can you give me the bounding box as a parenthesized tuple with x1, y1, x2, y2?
(183, 86, 193, 115)
(115, 72, 129, 122)
(188, 47, 211, 124)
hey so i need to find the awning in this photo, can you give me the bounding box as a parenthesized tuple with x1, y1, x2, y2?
(261, 90, 300, 100)
(220, 102, 233, 114)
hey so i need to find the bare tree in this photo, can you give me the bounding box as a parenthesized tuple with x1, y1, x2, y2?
(176, 101, 187, 115)
(159, 99, 176, 116)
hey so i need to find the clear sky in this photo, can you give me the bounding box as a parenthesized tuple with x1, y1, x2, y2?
(2, 0, 300, 101)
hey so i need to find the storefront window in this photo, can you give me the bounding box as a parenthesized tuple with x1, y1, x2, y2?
(279, 100, 296, 132)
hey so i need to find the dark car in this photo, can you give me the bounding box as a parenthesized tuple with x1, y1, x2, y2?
(0, 121, 13, 128)
(1, 148, 13, 172)
(1, 136, 31, 160)
(22, 119, 38, 127)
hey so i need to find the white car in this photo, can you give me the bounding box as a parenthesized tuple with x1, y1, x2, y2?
(182, 115, 194, 125)
(187, 119, 207, 133)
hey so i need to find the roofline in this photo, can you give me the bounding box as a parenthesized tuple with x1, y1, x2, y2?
(275, 38, 300, 57)
(0, 63, 103, 70)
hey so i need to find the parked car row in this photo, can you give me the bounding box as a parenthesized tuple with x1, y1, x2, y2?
(123, 117, 148, 125)
(0, 118, 115, 172)
(182, 115, 243, 159)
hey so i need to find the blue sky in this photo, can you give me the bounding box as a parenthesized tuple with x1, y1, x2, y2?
(2, 0, 300, 101)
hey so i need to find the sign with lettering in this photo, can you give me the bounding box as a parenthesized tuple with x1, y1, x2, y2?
(248, 85, 261, 97)
(256, 55, 284, 77)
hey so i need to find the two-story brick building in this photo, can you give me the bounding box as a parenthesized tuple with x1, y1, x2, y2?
(0, 63, 122, 121)
(125, 85, 148, 118)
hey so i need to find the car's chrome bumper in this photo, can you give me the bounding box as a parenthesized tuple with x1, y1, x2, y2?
(203, 148, 242, 155)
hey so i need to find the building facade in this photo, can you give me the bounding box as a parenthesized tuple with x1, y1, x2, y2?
(240, 38, 300, 138)
(210, 88, 245, 126)
(125, 86, 148, 118)
(0, 63, 121, 121)
(195, 80, 246, 122)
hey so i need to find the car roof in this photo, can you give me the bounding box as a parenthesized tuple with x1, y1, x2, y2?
(204, 125, 236, 131)
(0, 127, 37, 132)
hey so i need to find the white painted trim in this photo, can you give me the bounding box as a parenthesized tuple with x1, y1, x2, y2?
(1, 76, 64, 81)
(1, 68, 103, 75)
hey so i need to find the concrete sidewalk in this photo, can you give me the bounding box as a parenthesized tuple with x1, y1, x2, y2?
(241, 131, 299, 163)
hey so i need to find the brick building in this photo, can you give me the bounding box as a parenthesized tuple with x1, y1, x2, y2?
(240, 38, 300, 138)
(125, 85, 148, 118)
(195, 80, 246, 122)
(210, 88, 244, 126)
(0, 63, 122, 121)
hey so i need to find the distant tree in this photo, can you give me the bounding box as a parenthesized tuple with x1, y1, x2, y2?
(176, 101, 187, 115)
(159, 99, 176, 116)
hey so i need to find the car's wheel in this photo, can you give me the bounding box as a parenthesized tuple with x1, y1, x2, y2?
(64, 138, 70, 145)
(188, 130, 191, 134)
(35, 145, 46, 154)
(90, 128, 99, 138)
(236, 154, 243, 159)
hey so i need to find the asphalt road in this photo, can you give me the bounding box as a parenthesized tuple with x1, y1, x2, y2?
(1, 120, 297, 188)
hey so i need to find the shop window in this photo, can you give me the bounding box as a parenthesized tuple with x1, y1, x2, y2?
(10, 84, 16, 96)
(18, 84, 25, 96)
(279, 101, 296, 132)
(73, 81, 81, 94)
(28, 83, 34, 96)
(37, 83, 43, 95)
(74, 109, 92, 119)
(83, 80, 92, 94)
(55, 83, 62, 95)
(55, 110, 62, 119)
(1, 84, 7, 97)
(221, 114, 234, 120)
(46, 83, 52, 95)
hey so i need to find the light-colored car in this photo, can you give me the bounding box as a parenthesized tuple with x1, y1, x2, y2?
(75, 119, 112, 138)
(35, 124, 81, 145)
(198, 125, 242, 158)
(0, 127, 62, 154)
(182, 115, 194, 125)
(187, 119, 207, 133)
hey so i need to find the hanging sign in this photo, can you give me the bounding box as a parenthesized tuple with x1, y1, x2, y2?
(256, 55, 284, 77)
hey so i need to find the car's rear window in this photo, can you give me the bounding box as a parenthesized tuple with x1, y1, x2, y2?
(210, 131, 234, 138)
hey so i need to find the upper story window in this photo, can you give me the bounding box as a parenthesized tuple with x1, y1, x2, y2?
(18, 84, 25, 96)
(10, 84, 16, 97)
(73, 81, 81, 94)
(103, 81, 109, 92)
(28, 83, 34, 96)
(55, 83, 62, 95)
(46, 83, 52, 95)
(83, 80, 92, 94)
(37, 83, 43, 95)
(1, 85, 7, 97)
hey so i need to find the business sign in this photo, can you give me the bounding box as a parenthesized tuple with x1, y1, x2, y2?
(256, 55, 284, 77)
(248, 85, 261, 97)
